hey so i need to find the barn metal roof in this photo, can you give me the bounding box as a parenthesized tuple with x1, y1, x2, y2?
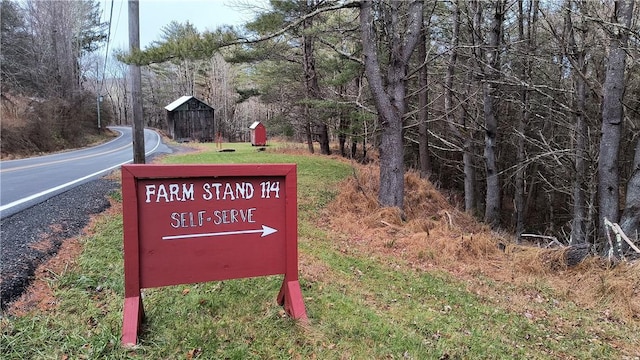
(164, 96, 194, 111)
(249, 121, 262, 129)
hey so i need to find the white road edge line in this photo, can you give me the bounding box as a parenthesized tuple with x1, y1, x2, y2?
(0, 161, 129, 214)
(0, 129, 162, 215)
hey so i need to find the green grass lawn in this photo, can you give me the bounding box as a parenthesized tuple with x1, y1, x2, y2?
(1, 143, 634, 359)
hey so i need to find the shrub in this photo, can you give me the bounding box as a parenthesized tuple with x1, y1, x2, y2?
(1, 91, 113, 157)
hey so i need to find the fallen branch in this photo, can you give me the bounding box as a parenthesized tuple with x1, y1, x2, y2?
(521, 233, 560, 242)
(546, 239, 564, 248)
(604, 218, 640, 254)
(442, 210, 453, 229)
(520, 233, 562, 247)
(380, 220, 394, 228)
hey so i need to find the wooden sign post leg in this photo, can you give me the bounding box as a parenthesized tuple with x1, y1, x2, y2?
(278, 165, 307, 321)
(277, 278, 308, 321)
(121, 166, 144, 346)
(122, 294, 144, 346)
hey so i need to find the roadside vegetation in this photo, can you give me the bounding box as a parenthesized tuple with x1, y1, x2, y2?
(0, 92, 115, 159)
(2, 143, 638, 359)
(0, 0, 112, 159)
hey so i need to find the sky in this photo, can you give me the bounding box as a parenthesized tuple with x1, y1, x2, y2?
(102, 0, 266, 53)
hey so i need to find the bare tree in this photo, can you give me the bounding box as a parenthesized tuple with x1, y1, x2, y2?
(1, 0, 32, 93)
(469, 0, 505, 227)
(302, 0, 331, 155)
(22, 0, 106, 97)
(202, 53, 240, 139)
(563, 0, 590, 244)
(417, 22, 431, 179)
(106, 57, 130, 125)
(598, 0, 634, 238)
(620, 139, 640, 244)
(514, 0, 539, 239)
(443, 0, 477, 214)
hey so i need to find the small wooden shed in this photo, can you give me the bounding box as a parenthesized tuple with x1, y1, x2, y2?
(165, 96, 215, 142)
(249, 121, 267, 146)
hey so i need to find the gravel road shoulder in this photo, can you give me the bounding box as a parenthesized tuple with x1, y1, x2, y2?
(0, 142, 198, 312)
(0, 178, 119, 310)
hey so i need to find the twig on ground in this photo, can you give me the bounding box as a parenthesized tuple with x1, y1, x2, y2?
(442, 210, 453, 229)
(520, 233, 562, 247)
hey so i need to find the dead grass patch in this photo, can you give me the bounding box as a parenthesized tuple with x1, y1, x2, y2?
(269, 142, 314, 156)
(7, 198, 123, 317)
(323, 162, 640, 324)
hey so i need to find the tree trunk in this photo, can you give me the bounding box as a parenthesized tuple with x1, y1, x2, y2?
(318, 123, 331, 154)
(360, 0, 423, 209)
(598, 0, 633, 238)
(417, 26, 431, 179)
(338, 84, 348, 157)
(339, 117, 348, 157)
(515, 0, 537, 239)
(444, 0, 476, 214)
(302, 5, 330, 155)
(475, 0, 504, 227)
(619, 139, 640, 246)
(463, 135, 476, 214)
(305, 120, 314, 154)
(571, 65, 588, 243)
(483, 82, 500, 227)
(565, 0, 588, 244)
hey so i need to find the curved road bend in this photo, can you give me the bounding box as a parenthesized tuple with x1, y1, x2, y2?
(0, 126, 170, 219)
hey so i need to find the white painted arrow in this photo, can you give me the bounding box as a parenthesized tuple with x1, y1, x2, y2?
(162, 225, 278, 240)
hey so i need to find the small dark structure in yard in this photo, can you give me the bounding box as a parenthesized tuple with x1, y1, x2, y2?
(249, 121, 267, 146)
(165, 96, 214, 142)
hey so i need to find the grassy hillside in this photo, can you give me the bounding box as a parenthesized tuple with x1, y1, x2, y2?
(2, 142, 638, 359)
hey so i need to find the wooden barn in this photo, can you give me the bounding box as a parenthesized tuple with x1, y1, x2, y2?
(165, 96, 215, 142)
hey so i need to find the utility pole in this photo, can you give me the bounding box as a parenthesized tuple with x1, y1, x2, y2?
(129, 0, 145, 164)
(97, 94, 102, 129)
(96, 63, 102, 129)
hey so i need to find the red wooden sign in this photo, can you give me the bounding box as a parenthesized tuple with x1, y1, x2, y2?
(121, 164, 307, 346)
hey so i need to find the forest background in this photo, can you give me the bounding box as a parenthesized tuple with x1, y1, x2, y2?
(1, 0, 639, 257)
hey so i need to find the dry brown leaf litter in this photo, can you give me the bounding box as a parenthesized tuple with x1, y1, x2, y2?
(322, 162, 639, 324)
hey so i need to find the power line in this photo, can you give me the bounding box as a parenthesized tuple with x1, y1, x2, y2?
(112, 0, 124, 48)
(99, 0, 114, 94)
(97, 0, 114, 130)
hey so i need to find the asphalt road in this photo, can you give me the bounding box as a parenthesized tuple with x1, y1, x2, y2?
(0, 126, 170, 218)
(0, 126, 176, 310)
